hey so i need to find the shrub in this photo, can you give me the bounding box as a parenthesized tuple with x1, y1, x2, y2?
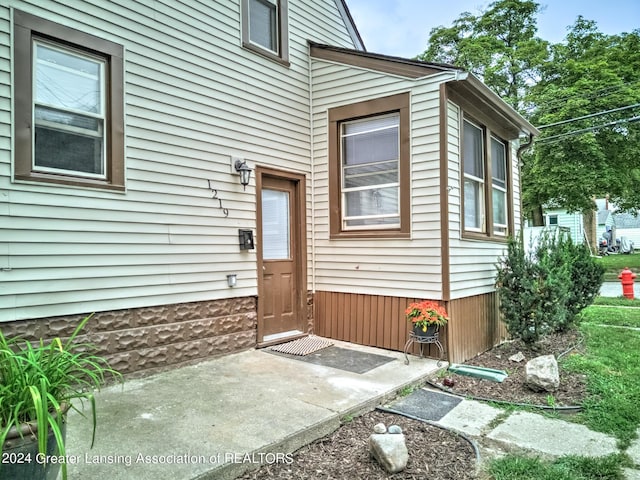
(561, 238, 605, 329)
(496, 232, 570, 344)
(495, 230, 602, 344)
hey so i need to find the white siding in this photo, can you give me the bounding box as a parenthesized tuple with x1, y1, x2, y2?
(447, 101, 522, 299)
(0, 0, 356, 321)
(545, 208, 585, 244)
(310, 56, 456, 298)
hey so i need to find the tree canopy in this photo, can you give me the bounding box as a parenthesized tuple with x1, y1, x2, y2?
(419, 0, 640, 221)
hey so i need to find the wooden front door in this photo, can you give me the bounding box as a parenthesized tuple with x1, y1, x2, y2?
(257, 169, 306, 345)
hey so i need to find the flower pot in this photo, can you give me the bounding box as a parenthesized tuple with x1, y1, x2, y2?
(413, 323, 439, 339)
(1, 418, 66, 480)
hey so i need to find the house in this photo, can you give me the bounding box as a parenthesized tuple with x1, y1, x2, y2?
(0, 0, 538, 374)
(539, 208, 584, 244)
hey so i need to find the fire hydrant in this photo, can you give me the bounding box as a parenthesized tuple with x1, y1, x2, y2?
(619, 267, 637, 299)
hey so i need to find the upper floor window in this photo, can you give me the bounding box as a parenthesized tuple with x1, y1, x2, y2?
(13, 10, 124, 190)
(328, 93, 410, 239)
(242, 0, 289, 65)
(462, 119, 511, 238)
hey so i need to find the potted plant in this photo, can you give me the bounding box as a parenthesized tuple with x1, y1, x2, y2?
(0, 314, 121, 480)
(405, 300, 449, 338)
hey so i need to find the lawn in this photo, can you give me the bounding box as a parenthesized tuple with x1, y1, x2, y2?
(487, 303, 640, 479)
(579, 304, 640, 328)
(596, 252, 640, 280)
(595, 252, 640, 271)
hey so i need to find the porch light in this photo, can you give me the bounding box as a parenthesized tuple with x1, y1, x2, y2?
(226, 274, 237, 287)
(234, 159, 252, 190)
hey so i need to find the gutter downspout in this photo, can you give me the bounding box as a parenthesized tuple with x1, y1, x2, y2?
(516, 133, 535, 231)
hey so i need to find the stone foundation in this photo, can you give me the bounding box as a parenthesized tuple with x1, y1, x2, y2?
(0, 297, 258, 376)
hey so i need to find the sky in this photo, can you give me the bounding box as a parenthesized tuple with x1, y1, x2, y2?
(344, 0, 640, 58)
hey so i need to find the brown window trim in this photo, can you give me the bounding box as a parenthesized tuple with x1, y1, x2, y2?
(459, 114, 514, 242)
(241, 0, 290, 67)
(13, 9, 125, 191)
(328, 92, 411, 239)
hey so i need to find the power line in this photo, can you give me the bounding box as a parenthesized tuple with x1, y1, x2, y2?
(537, 103, 640, 129)
(535, 115, 640, 144)
(530, 80, 640, 113)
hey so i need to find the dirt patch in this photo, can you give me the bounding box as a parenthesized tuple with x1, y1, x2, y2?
(237, 410, 477, 480)
(432, 329, 588, 407)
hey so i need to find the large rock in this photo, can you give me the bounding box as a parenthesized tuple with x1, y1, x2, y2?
(369, 433, 408, 473)
(525, 354, 560, 392)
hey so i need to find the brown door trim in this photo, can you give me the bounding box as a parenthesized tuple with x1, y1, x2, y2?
(256, 166, 307, 346)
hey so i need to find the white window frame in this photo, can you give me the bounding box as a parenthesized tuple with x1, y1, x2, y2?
(32, 39, 107, 179)
(491, 136, 508, 236)
(463, 119, 485, 233)
(340, 113, 400, 230)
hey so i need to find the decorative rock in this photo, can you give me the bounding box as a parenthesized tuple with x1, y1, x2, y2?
(509, 351, 526, 363)
(525, 354, 560, 392)
(369, 433, 408, 473)
(373, 423, 387, 434)
(388, 425, 403, 434)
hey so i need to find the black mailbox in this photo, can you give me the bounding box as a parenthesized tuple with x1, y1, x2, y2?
(238, 229, 254, 250)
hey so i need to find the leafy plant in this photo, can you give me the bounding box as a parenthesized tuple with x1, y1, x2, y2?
(0, 314, 121, 480)
(405, 300, 449, 332)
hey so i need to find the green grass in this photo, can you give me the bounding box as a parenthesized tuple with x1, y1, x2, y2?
(564, 310, 640, 448)
(484, 304, 640, 479)
(594, 296, 640, 307)
(578, 305, 640, 328)
(596, 253, 640, 271)
(487, 453, 630, 480)
(596, 253, 640, 280)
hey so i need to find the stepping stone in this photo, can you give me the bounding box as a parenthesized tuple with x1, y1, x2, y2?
(487, 411, 618, 457)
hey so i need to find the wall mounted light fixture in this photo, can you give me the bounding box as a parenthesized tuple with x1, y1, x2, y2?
(226, 274, 237, 287)
(234, 159, 252, 190)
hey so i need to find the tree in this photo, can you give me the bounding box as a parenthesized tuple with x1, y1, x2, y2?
(524, 19, 640, 217)
(419, 2, 640, 220)
(418, 0, 548, 111)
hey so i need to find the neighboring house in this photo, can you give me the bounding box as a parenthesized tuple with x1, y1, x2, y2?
(541, 208, 584, 244)
(612, 212, 640, 246)
(0, 0, 537, 373)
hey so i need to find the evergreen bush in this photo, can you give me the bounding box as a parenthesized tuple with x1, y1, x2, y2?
(495, 230, 602, 344)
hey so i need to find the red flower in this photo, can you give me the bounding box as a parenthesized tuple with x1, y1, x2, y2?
(405, 300, 449, 328)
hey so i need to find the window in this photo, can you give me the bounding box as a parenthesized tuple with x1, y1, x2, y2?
(329, 93, 410, 238)
(341, 114, 400, 229)
(491, 137, 508, 236)
(463, 120, 485, 232)
(242, 0, 289, 65)
(462, 119, 511, 238)
(547, 215, 559, 226)
(13, 10, 124, 190)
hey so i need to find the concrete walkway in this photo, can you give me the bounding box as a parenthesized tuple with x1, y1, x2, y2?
(64, 340, 441, 479)
(63, 339, 640, 479)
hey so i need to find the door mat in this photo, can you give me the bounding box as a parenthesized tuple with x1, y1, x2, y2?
(386, 388, 462, 422)
(269, 345, 395, 374)
(268, 335, 333, 356)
